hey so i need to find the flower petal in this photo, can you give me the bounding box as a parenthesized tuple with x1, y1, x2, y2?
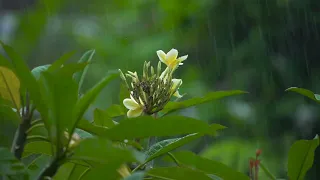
(177, 55, 188, 62)
(123, 98, 139, 110)
(173, 91, 183, 98)
(172, 79, 182, 89)
(156, 50, 167, 63)
(127, 108, 143, 118)
(166, 49, 178, 63)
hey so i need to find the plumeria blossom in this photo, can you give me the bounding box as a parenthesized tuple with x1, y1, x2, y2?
(156, 48, 188, 70)
(123, 94, 145, 118)
(171, 79, 183, 98)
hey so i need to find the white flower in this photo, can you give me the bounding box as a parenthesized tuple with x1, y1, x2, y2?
(123, 94, 144, 118)
(171, 79, 183, 98)
(156, 48, 188, 70)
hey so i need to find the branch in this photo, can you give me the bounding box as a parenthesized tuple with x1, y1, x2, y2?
(11, 92, 32, 160)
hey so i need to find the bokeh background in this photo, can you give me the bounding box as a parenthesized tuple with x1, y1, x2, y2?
(1, 0, 320, 179)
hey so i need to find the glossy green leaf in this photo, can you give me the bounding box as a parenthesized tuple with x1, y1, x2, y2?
(168, 151, 250, 180)
(70, 138, 141, 164)
(285, 87, 320, 103)
(47, 51, 76, 72)
(41, 71, 78, 152)
(31, 64, 50, 80)
(287, 135, 319, 180)
(123, 172, 145, 180)
(0, 147, 28, 178)
(162, 90, 248, 115)
(102, 116, 213, 141)
(0, 66, 21, 110)
(105, 104, 125, 118)
(72, 72, 119, 134)
(94, 108, 115, 128)
(73, 49, 95, 93)
(0, 41, 48, 120)
(147, 167, 212, 180)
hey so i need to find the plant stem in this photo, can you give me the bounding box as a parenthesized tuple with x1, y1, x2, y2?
(37, 156, 62, 180)
(11, 93, 32, 160)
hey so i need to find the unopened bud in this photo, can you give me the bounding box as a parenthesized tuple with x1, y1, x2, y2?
(256, 149, 262, 157)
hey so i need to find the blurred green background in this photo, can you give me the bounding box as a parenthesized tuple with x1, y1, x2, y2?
(1, 0, 320, 179)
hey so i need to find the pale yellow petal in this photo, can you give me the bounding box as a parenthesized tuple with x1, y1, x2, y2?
(123, 98, 139, 110)
(166, 49, 178, 63)
(173, 91, 183, 98)
(156, 50, 167, 63)
(177, 55, 188, 62)
(127, 108, 143, 118)
(172, 79, 182, 90)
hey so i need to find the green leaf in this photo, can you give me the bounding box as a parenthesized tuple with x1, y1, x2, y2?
(0, 41, 48, 123)
(27, 154, 51, 180)
(102, 116, 214, 141)
(93, 108, 115, 128)
(259, 162, 276, 180)
(69, 137, 141, 164)
(73, 49, 95, 93)
(72, 72, 119, 134)
(53, 163, 75, 180)
(105, 104, 125, 118)
(123, 172, 145, 180)
(144, 133, 204, 165)
(147, 167, 212, 180)
(285, 87, 320, 103)
(23, 141, 53, 157)
(287, 134, 319, 180)
(0, 53, 13, 70)
(119, 82, 129, 106)
(168, 151, 250, 180)
(47, 51, 76, 72)
(0, 147, 28, 178)
(0, 105, 20, 148)
(0, 66, 21, 111)
(31, 64, 51, 80)
(79, 165, 121, 180)
(162, 90, 248, 115)
(68, 165, 89, 180)
(77, 119, 108, 136)
(41, 71, 78, 152)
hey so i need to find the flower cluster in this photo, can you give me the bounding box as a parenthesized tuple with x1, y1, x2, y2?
(119, 49, 188, 118)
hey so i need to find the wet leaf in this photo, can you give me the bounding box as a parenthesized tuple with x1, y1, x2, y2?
(285, 87, 320, 103)
(162, 90, 248, 115)
(102, 116, 214, 141)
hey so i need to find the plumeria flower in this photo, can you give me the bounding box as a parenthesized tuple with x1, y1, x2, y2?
(156, 48, 188, 70)
(171, 79, 183, 98)
(123, 94, 144, 118)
